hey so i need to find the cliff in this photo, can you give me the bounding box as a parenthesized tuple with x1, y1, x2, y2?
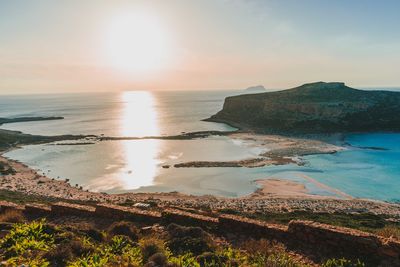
(206, 82, 400, 133)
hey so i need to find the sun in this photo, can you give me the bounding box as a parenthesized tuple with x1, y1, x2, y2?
(104, 11, 172, 74)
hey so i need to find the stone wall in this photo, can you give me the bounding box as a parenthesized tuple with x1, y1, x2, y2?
(51, 202, 95, 217)
(24, 203, 51, 217)
(163, 208, 218, 229)
(0, 200, 399, 263)
(0, 200, 23, 213)
(95, 203, 161, 224)
(288, 220, 400, 263)
(219, 214, 288, 240)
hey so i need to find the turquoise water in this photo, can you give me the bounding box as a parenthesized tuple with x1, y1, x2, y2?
(301, 133, 400, 202)
(1, 91, 400, 201)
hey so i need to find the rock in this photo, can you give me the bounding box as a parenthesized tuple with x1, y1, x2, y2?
(133, 202, 151, 209)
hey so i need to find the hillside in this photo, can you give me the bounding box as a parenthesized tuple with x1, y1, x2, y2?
(206, 82, 400, 133)
(1, 200, 399, 266)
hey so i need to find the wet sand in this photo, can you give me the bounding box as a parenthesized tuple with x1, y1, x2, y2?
(252, 178, 353, 200)
(171, 132, 344, 168)
(1, 129, 399, 218)
(253, 179, 325, 199)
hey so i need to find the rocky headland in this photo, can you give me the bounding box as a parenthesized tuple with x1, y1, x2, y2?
(206, 82, 400, 133)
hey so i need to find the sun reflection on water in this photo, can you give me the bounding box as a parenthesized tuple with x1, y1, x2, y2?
(119, 91, 161, 190)
(121, 91, 159, 137)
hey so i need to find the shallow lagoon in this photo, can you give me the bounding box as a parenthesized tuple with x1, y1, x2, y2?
(2, 92, 400, 202)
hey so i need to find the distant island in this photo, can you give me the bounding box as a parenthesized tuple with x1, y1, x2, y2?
(244, 85, 266, 92)
(206, 82, 400, 133)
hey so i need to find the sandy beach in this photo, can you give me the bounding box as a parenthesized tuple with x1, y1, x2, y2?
(2, 151, 400, 219)
(253, 179, 328, 199)
(171, 132, 345, 168)
(0, 126, 398, 219)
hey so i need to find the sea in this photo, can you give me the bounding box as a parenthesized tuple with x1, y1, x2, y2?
(1, 90, 400, 202)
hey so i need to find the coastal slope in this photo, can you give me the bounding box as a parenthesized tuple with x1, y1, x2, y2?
(206, 82, 400, 133)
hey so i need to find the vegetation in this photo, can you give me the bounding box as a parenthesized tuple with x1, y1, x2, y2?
(0, 162, 16, 175)
(374, 225, 400, 239)
(321, 258, 365, 267)
(0, 219, 55, 266)
(0, 209, 25, 223)
(220, 209, 400, 234)
(0, 127, 85, 151)
(207, 82, 400, 134)
(0, 189, 98, 206)
(0, 218, 365, 267)
(0, 217, 364, 267)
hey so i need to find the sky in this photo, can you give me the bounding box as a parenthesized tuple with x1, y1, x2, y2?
(1, 0, 400, 94)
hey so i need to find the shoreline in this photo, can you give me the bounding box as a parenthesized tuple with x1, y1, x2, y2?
(1, 130, 347, 199)
(251, 178, 353, 200)
(171, 132, 345, 168)
(1, 119, 400, 218)
(1, 153, 400, 219)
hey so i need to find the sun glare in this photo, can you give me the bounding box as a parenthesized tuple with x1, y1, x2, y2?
(121, 90, 159, 137)
(105, 11, 172, 74)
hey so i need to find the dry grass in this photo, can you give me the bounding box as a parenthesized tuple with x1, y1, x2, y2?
(107, 221, 139, 241)
(241, 238, 286, 256)
(0, 209, 25, 223)
(375, 225, 400, 239)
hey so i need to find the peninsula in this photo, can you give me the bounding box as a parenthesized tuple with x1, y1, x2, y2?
(0, 116, 64, 126)
(206, 82, 400, 133)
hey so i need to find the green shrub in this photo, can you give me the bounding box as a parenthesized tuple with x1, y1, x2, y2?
(0, 219, 54, 257)
(140, 237, 166, 262)
(45, 241, 75, 266)
(196, 252, 229, 266)
(45, 236, 95, 265)
(167, 223, 214, 256)
(82, 228, 105, 243)
(262, 253, 307, 267)
(375, 225, 400, 239)
(168, 253, 200, 267)
(146, 252, 168, 266)
(5, 255, 50, 267)
(106, 235, 132, 254)
(322, 258, 365, 267)
(107, 221, 139, 241)
(68, 253, 109, 267)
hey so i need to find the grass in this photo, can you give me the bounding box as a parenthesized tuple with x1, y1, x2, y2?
(0, 162, 16, 175)
(220, 209, 400, 233)
(0, 189, 98, 206)
(0, 190, 60, 205)
(374, 225, 400, 239)
(0, 219, 55, 264)
(321, 258, 365, 267)
(0, 209, 25, 223)
(107, 221, 139, 241)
